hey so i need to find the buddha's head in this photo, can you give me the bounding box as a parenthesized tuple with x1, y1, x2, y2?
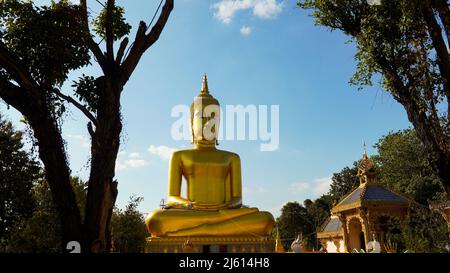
(190, 74, 220, 146)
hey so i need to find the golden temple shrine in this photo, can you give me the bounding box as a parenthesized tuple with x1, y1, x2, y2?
(145, 75, 275, 253)
(317, 146, 413, 253)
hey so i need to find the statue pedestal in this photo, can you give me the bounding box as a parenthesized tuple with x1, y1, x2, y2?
(145, 236, 275, 253)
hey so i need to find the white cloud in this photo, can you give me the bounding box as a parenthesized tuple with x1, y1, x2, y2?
(289, 176, 332, 196)
(213, 0, 283, 24)
(312, 176, 332, 195)
(66, 134, 90, 149)
(116, 150, 149, 171)
(125, 159, 148, 168)
(116, 159, 149, 172)
(290, 182, 310, 194)
(148, 145, 177, 161)
(128, 152, 141, 159)
(252, 0, 283, 19)
(240, 25, 252, 35)
(243, 186, 267, 194)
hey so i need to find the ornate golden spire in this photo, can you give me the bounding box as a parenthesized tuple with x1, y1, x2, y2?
(358, 142, 378, 185)
(201, 73, 209, 94)
(363, 141, 368, 160)
(275, 228, 285, 253)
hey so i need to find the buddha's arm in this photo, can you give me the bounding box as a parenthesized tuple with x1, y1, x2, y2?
(167, 152, 191, 209)
(228, 154, 243, 208)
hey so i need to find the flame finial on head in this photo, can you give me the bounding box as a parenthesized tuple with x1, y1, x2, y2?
(363, 141, 368, 160)
(201, 73, 209, 94)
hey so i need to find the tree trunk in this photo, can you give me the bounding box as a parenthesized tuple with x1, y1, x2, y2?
(26, 99, 85, 252)
(401, 98, 450, 200)
(84, 75, 121, 253)
(433, 0, 450, 44)
(78, 0, 173, 252)
(375, 52, 450, 199)
(423, 3, 450, 98)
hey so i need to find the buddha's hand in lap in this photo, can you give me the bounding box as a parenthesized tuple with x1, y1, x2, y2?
(166, 201, 193, 210)
(191, 202, 228, 211)
(191, 198, 242, 211)
(166, 197, 242, 211)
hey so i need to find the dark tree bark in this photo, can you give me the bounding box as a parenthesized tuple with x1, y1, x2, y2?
(420, 1, 450, 198)
(375, 54, 450, 199)
(27, 102, 85, 249)
(433, 0, 450, 44)
(423, 2, 450, 98)
(80, 0, 174, 253)
(0, 43, 85, 251)
(0, 0, 174, 253)
(84, 75, 122, 253)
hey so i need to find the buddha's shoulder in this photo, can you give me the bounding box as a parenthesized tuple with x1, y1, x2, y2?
(170, 149, 189, 158)
(172, 149, 240, 159)
(216, 149, 240, 159)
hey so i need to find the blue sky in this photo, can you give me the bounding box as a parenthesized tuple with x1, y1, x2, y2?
(0, 0, 411, 217)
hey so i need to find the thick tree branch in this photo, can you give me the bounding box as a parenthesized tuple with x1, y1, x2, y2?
(0, 42, 36, 89)
(375, 53, 450, 195)
(87, 121, 96, 139)
(423, 3, 450, 99)
(80, 0, 107, 71)
(53, 90, 98, 127)
(105, 0, 115, 62)
(142, 0, 174, 51)
(120, 0, 173, 85)
(0, 79, 28, 114)
(433, 0, 450, 44)
(116, 37, 129, 64)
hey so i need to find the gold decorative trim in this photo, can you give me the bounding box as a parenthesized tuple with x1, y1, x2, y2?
(317, 230, 343, 239)
(145, 236, 275, 253)
(332, 200, 362, 213)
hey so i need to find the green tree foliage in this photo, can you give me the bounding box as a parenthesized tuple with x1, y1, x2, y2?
(277, 202, 315, 250)
(401, 206, 449, 252)
(0, 0, 90, 88)
(298, 0, 450, 197)
(376, 208, 449, 253)
(4, 176, 148, 253)
(303, 195, 334, 249)
(92, 5, 131, 41)
(377, 215, 405, 251)
(373, 129, 448, 252)
(328, 162, 359, 202)
(5, 177, 86, 253)
(0, 114, 40, 251)
(374, 129, 447, 205)
(110, 196, 147, 253)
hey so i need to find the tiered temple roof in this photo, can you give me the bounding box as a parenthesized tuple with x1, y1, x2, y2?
(331, 183, 411, 213)
(317, 145, 412, 245)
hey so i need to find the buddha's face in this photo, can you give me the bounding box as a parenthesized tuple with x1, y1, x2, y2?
(192, 103, 220, 143)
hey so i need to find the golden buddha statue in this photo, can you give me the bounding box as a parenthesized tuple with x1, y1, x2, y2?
(146, 74, 275, 238)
